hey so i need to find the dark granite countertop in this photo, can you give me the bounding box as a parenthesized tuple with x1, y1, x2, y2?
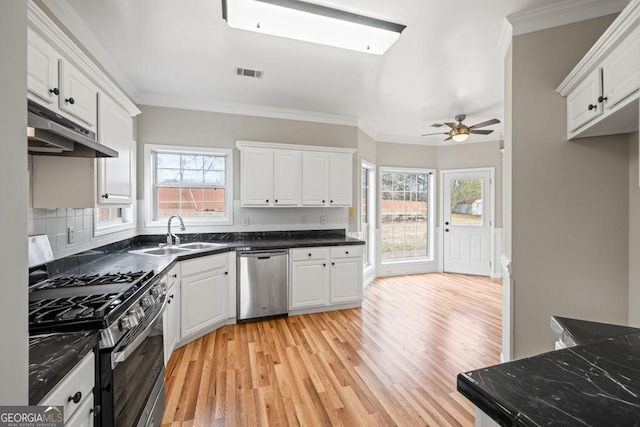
(29, 331, 98, 405)
(457, 318, 640, 426)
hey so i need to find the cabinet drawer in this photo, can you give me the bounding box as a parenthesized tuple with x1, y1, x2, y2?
(39, 351, 94, 422)
(330, 245, 363, 259)
(290, 247, 329, 261)
(181, 253, 228, 277)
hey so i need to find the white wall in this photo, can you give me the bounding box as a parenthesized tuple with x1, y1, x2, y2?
(510, 15, 630, 358)
(629, 131, 640, 325)
(0, 0, 28, 404)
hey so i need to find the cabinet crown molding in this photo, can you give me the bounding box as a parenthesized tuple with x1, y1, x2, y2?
(236, 140, 356, 154)
(556, 0, 640, 95)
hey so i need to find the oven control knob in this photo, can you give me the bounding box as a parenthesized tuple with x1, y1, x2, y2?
(120, 316, 133, 331)
(134, 305, 145, 318)
(141, 296, 154, 309)
(150, 285, 161, 298)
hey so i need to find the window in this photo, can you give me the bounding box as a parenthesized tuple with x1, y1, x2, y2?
(95, 207, 134, 235)
(380, 168, 434, 262)
(145, 145, 233, 226)
(361, 162, 375, 269)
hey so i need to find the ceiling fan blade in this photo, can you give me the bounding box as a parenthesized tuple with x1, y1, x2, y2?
(431, 123, 445, 128)
(444, 136, 452, 141)
(470, 129, 494, 135)
(421, 132, 448, 136)
(469, 118, 500, 129)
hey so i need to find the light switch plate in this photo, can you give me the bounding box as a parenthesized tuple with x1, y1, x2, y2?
(67, 226, 76, 244)
(242, 216, 249, 226)
(320, 215, 326, 224)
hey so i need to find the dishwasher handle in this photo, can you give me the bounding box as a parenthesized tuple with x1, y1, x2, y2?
(238, 250, 288, 259)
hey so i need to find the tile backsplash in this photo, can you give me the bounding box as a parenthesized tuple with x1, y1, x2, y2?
(28, 207, 136, 260)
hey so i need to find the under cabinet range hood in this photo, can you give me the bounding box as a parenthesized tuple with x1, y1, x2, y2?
(27, 100, 118, 158)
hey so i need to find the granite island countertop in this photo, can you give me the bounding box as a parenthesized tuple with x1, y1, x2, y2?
(457, 317, 640, 426)
(29, 331, 98, 405)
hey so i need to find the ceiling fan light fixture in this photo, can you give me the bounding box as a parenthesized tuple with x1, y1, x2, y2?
(451, 132, 469, 143)
(222, 0, 406, 55)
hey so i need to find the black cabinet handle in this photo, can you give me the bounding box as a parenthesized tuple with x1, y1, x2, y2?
(331, 262, 335, 266)
(49, 88, 59, 95)
(445, 221, 449, 226)
(266, 199, 269, 203)
(588, 104, 597, 111)
(171, 274, 177, 278)
(323, 263, 326, 267)
(167, 299, 171, 304)
(68, 391, 82, 404)
(275, 200, 278, 203)
(322, 200, 325, 203)
(598, 96, 608, 103)
(65, 97, 75, 105)
(101, 194, 109, 199)
(345, 251, 349, 255)
(308, 253, 312, 257)
(445, 228, 449, 232)
(330, 200, 334, 203)
(224, 271, 228, 275)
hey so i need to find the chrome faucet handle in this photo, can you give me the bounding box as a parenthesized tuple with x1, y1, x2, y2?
(166, 233, 173, 247)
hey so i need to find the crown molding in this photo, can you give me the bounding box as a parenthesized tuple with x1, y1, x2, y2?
(39, 0, 141, 102)
(137, 92, 359, 127)
(357, 118, 441, 146)
(507, 0, 630, 36)
(498, 19, 513, 59)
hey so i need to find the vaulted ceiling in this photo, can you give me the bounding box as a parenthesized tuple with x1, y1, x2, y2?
(44, 0, 605, 144)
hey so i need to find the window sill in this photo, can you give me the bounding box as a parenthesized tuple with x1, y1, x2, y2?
(144, 218, 233, 228)
(94, 221, 136, 237)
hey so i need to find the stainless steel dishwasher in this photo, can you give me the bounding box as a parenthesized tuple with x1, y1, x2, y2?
(237, 250, 288, 322)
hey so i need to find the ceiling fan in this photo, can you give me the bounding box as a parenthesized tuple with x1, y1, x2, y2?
(421, 114, 500, 142)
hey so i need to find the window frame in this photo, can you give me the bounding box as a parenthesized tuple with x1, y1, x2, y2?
(361, 161, 376, 270)
(144, 144, 234, 228)
(379, 166, 436, 264)
(94, 206, 135, 236)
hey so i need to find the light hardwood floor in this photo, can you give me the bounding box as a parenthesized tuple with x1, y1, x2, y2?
(162, 273, 502, 426)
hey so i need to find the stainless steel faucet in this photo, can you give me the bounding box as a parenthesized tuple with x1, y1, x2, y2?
(167, 215, 185, 246)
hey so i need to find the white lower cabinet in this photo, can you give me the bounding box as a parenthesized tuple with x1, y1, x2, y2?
(163, 266, 180, 364)
(290, 246, 363, 313)
(39, 351, 95, 426)
(180, 253, 230, 339)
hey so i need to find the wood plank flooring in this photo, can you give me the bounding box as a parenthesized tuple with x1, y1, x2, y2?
(162, 273, 502, 426)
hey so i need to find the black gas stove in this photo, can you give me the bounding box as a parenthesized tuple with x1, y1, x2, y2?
(28, 270, 157, 342)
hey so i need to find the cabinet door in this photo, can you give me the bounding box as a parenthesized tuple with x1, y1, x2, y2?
(241, 148, 273, 206)
(330, 257, 363, 304)
(273, 150, 301, 206)
(567, 68, 602, 133)
(27, 28, 59, 106)
(328, 153, 353, 206)
(97, 94, 134, 205)
(59, 59, 98, 128)
(181, 268, 228, 338)
(65, 394, 94, 427)
(290, 260, 328, 309)
(301, 152, 329, 206)
(602, 25, 640, 110)
(164, 281, 180, 364)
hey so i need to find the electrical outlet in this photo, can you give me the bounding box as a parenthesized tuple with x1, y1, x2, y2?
(350, 206, 356, 216)
(67, 226, 76, 244)
(301, 216, 307, 224)
(320, 215, 327, 224)
(242, 216, 250, 226)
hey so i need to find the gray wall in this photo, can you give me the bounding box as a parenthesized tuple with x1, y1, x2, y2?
(511, 15, 630, 358)
(0, 1, 28, 404)
(136, 105, 357, 201)
(376, 141, 438, 169)
(629, 131, 640, 326)
(438, 140, 503, 227)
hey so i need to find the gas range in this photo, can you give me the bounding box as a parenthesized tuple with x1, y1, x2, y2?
(29, 270, 165, 348)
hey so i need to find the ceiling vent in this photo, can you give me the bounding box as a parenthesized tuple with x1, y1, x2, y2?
(235, 67, 264, 79)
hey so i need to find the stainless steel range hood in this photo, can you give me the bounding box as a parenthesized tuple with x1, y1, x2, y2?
(27, 100, 118, 158)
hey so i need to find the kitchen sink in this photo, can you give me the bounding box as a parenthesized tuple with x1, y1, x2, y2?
(130, 247, 192, 256)
(178, 242, 225, 250)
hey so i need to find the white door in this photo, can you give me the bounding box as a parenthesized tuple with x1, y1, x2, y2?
(443, 170, 492, 276)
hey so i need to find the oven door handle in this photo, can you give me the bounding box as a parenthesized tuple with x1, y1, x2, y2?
(111, 297, 167, 368)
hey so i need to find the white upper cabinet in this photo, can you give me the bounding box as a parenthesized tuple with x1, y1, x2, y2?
(59, 60, 98, 128)
(557, 0, 639, 139)
(237, 141, 355, 208)
(27, 27, 59, 107)
(97, 93, 134, 205)
(328, 153, 352, 206)
(27, 28, 98, 131)
(241, 147, 274, 206)
(302, 152, 329, 206)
